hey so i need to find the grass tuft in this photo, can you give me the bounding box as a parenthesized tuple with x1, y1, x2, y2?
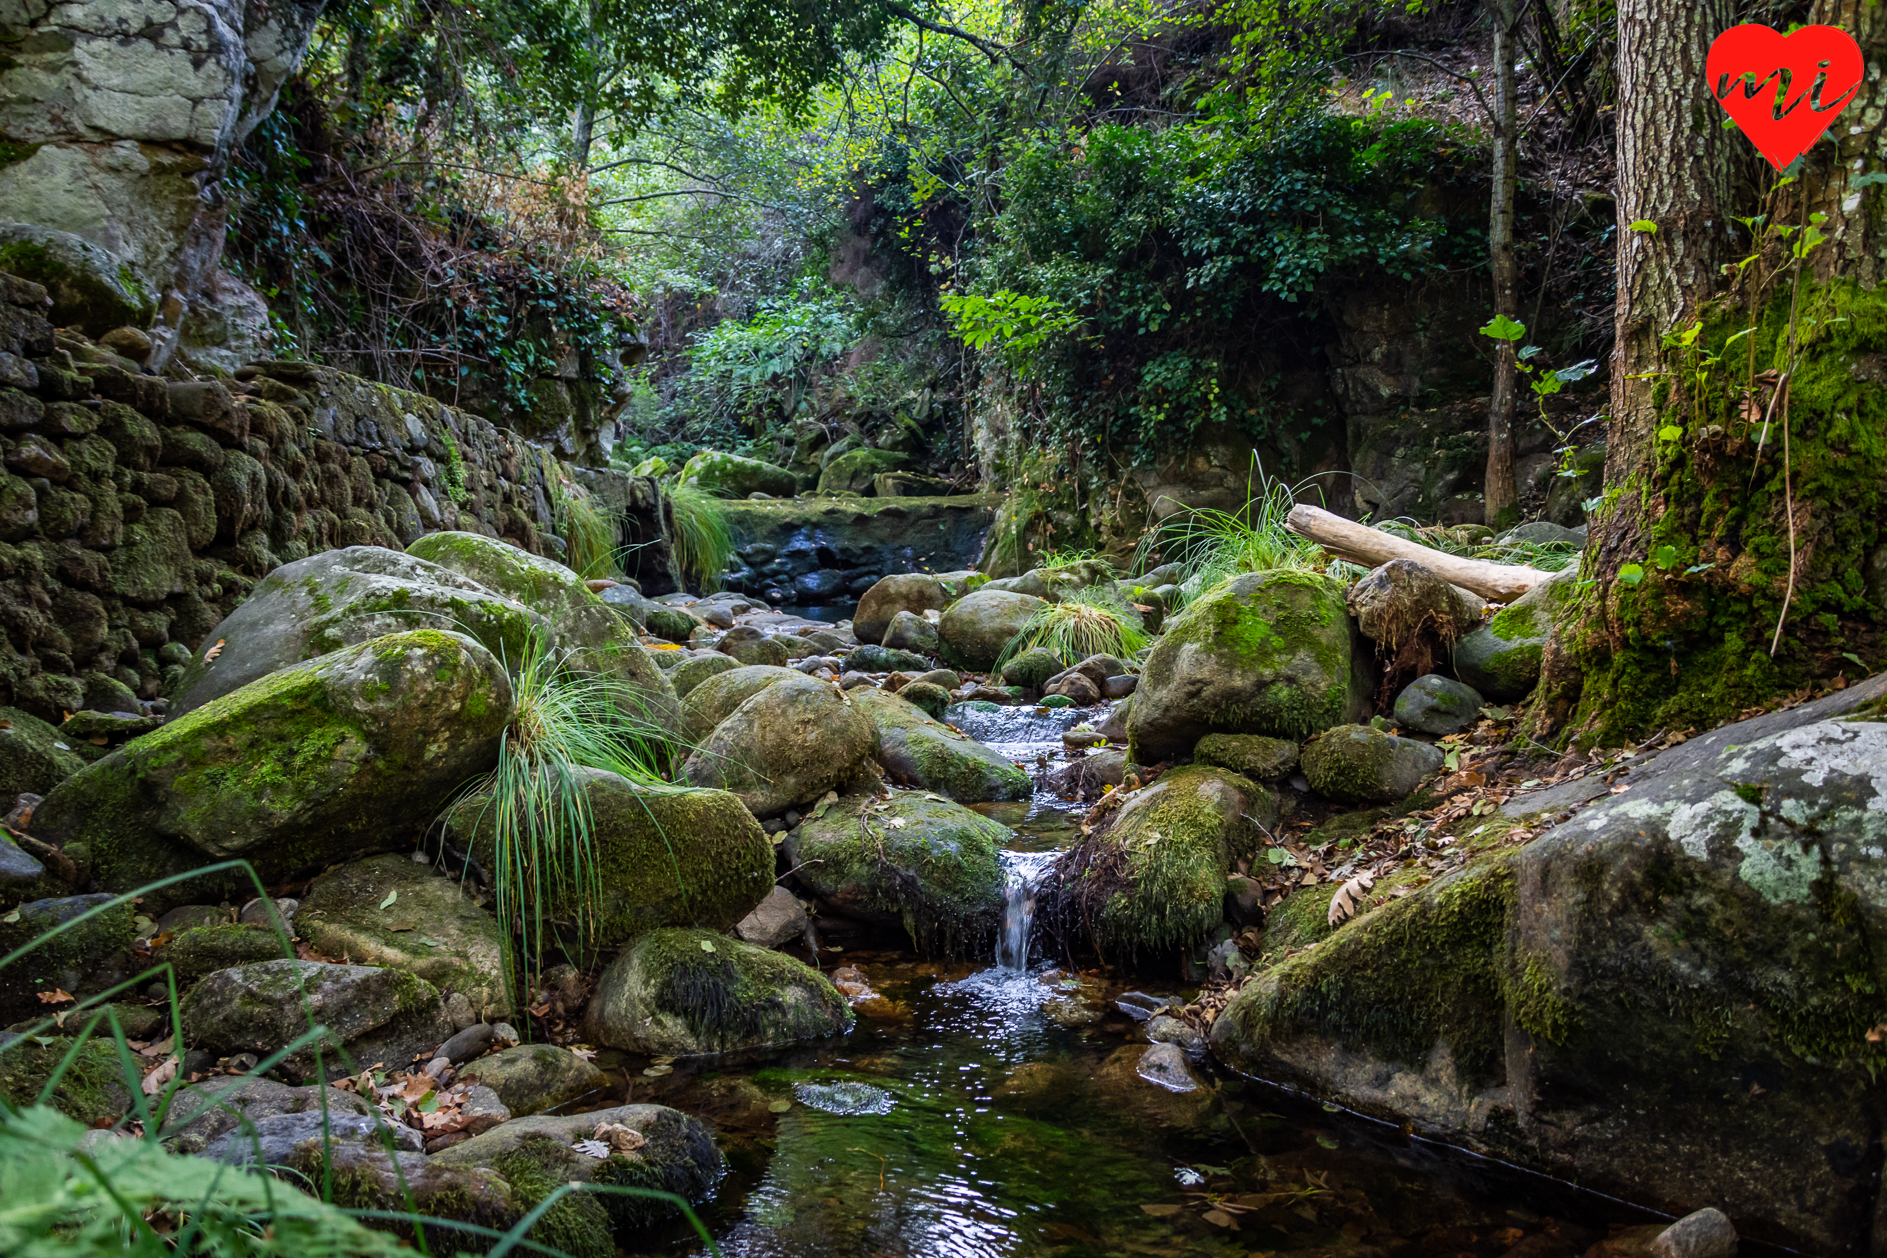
(667, 485, 737, 593)
(995, 587, 1149, 670)
(553, 481, 621, 581)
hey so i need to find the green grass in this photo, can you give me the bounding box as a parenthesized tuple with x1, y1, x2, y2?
(553, 484, 621, 581)
(994, 587, 1150, 670)
(667, 485, 737, 593)
(444, 630, 676, 987)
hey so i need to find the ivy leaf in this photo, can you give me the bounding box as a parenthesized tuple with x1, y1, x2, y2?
(1657, 425, 1684, 442)
(699, 939, 716, 952)
(1617, 564, 1646, 586)
(1852, 172, 1887, 188)
(1478, 314, 1527, 341)
(1554, 359, 1599, 384)
(1685, 562, 1716, 575)
(1653, 545, 1680, 569)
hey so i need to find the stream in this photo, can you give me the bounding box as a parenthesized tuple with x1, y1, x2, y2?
(595, 703, 1658, 1256)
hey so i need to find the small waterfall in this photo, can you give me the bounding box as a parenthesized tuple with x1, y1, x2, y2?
(996, 851, 1054, 970)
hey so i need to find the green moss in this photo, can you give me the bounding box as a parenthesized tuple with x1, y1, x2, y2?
(0, 1039, 131, 1124)
(638, 927, 851, 1050)
(487, 1135, 613, 1258)
(165, 922, 289, 984)
(1507, 953, 1580, 1046)
(0, 140, 39, 167)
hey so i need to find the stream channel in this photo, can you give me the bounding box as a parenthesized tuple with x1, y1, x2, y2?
(593, 702, 1661, 1257)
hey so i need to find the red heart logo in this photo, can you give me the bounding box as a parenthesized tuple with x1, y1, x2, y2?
(1706, 24, 1865, 171)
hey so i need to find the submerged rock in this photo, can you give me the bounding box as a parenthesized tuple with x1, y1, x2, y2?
(583, 928, 852, 1055)
(683, 674, 878, 818)
(850, 687, 1031, 803)
(1127, 571, 1370, 762)
(1300, 724, 1444, 803)
(34, 630, 512, 908)
(785, 789, 1008, 955)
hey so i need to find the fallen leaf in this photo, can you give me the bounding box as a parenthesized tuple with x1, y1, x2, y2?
(36, 988, 73, 1005)
(203, 639, 226, 663)
(698, 939, 715, 952)
(1327, 872, 1377, 927)
(1201, 1209, 1238, 1229)
(1140, 1204, 1182, 1217)
(573, 1138, 611, 1158)
(142, 1055, 178, 1096)
(569, 1046, 598, 1061)
(387, 920, 416, 932)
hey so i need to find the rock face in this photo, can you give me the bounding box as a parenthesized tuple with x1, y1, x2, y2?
(1043, 765, 1277, 959)
(0, 0, 325, 354)
(1210, 676, 1887, 1252)
(1450, 561, 1578, 702)
(34, 630, 511, 907)
(785, 790, 1008, 955)
(584, 927, 852, 1055)
(181, 958, 452, 1083)
(938, 588, 1047, 671)
(683, 674, 878, 817)
(295, 855, 511, 1021)
(450, 769, 773, 947)
(853, 573, 948, 644)
(850, 688, 1031, 804)
(1300, 724, 1444, 803)
(1128, 571, 1370, 762)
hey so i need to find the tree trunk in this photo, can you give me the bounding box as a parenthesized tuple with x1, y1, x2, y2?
(1483, 0, 1522, 530)
(1530, 0, 1887, 744)
(572, 100, 595, 170)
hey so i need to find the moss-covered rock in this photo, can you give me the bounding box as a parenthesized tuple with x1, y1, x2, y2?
(583, 928, 852, 1054)
(938, 588, 1047, 672)
(163, 922, 289, 985)
(898, 680, 951, 719)
(1127, 571, 1370, 762)
(451, 769, 773, 948)
(1450, 561, 1578, 703)
(1043, 765, 1277, 960)
(1392, 674, 1483, 735)
(180, 958, 452, 1083)
(678, 663, 799, 745)
(669, 651, 740, 698)
(817, 448, 907, 496)
(287, 1143, 522, 1257)
(0, 1036, 132, 1124)
(0, 224, 156, 333)
(1345, 558, 1481, 650)
(644, 604, 698, 643)
(1300, 724, 1444, 804)
(457, 1042, 608, 1116)
(682, 674, 878, 818)
(0, 705, 86, 803)
(881, 610, 941, 656)
(843, 643, 931, 673)
(784, 789, 1008, 955)
(721, 633, 793, 667)
(295, 854, 511, 1020)
(678, 450, 799, 498)
(1192, 733, 1298, 781)
(34, 630, 512, 911)
(1000, 646, 1062, 689)
(850, 687, 1031, 804)
(0, 893, 135, 1022)
(853, 573, 948, 644)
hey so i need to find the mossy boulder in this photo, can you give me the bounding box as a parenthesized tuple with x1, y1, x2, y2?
(405, 531, 681, 733)
(1192, 733, 1299, 781)
(850, 687, 1031, 804)
(1127, 570, 1370, 762)
(682, 674, 878, 818)
(817, 448, 907, 496)
(678, 663, 798, 745)
(669, 652, 740, 698)
(0, 224, 156, 333)
(457, 1042, 609, 1117)
(0, 705, 86, 804)
(644, 605, 698, 643)
(0, 1037, 132, 1124)
(898, 680, 951, 720)
(163, 1077, 375, 1154)
(296, 854, 511, 1020)
(678, 450, 798, 498)
(1000, 646, 1062, 689)
(1393, 674, 1484, 735)
(1043, 765, 1278, 959)
(720, 633, 794, 667)
(938, 589, 1048, 672)
(582, 928, 852, 1055)
(882, 610, 941, 656)
(0, 893, 135, 1022)
(1300, 725, 1444, 804)
(843, 643, 931, 673)
(853, 573, 948, 644)
(784, 789, 1009, 955)
(34, 630, 512, 911)
(1450, 561, 1579, 702)
(163, 922, 289, 985)
(450, 769, 773, 948)
(180, 958, 452, 1083)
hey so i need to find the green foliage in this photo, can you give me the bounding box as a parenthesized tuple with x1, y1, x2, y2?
(667, 486, 737, 593)
(552, 480, 620, 581)
(995, 588, 1148, 670)
(939, 290, 1085, 370)
(1136, 456, 1351, 601)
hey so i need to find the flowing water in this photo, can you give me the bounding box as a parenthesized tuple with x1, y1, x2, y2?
(596, 702, 1660, 1256)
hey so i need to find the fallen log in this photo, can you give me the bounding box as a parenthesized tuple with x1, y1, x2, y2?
(1285, 504, 1552, 602)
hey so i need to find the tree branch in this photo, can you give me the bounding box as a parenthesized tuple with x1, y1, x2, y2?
(879, 1, 1016, 66)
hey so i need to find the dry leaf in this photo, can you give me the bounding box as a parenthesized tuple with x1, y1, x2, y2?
(1201, 1209, 1238, 1229)
(203, 639, 225, 663)
(1139, 1204, 1182, 1217)
(142, 1055, 179, 1096)
(1327, 872, 1377, 928)
(36, 988, 73, 1005)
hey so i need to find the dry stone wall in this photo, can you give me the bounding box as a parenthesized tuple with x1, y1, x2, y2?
(0, 270, 666, 722)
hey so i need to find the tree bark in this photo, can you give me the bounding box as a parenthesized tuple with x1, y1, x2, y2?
(1483, 0, 1523, 530)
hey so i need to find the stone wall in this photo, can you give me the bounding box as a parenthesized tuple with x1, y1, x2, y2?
(0, 271, 666, 721)
(717, 495, 1000, 605)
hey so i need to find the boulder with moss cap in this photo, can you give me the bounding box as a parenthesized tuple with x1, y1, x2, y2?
(447, 768, 773, 949)
(295, 853, 512, 1020)
(1193, 733, 1299, 781)
(1041, 765, 1277, 960)
(1127, 570, 1371, 763)
(785, 789, 1008, 955)
(678, 450, 798, 498)
(0, 704, 86, 803)
(682, 674, 878, 817)
(678, 663, 799, 744)
(457, 1042, 609, 1116)
(1450, 560, 1579, 702)
(850, 687, 1031, 803)
(1300, 724, 1443, 804)
(583, 927, 852, 1055)
(33, 629, 512, 911)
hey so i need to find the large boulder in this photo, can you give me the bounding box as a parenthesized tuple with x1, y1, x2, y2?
(938, 588, 1047, 672)
(678, 664, 798, 745)
(34, 630, 512, 909)
(180, 958, 452, 1084)
(1127, 571, 1370, 762)
(1300, 724, 1444, 803)
(683, 674, 878, 817)
(1041, 765, 1278, 959)
(583, 928, 852, 1055)
(1209, 675, 1887, 1253)
(850, 688, 1031, 804)
(669, 652, 740, 698)
(784, 789, 1008, 955)
(853, 574, 948, 644)
(1451, 561, 1579, 702)
(295, 854, 512, 1021)
(449, 769, 773, 947)
(677, 450, 798, 498)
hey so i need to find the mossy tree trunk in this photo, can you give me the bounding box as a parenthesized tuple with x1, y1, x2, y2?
(1531, 0, 1887, 745)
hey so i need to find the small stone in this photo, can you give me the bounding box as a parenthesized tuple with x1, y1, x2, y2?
(1392, 674, 1484, 736)
(1651, 1208, 1737, 1258)
(1044, 672, 1101, 705)
(839, 671, 875, 690)
(443, 992, 478, 1031)
(457, 1083, 511, 1136)
(1136, 1041, 1200, 1092)
(490, 1022, 520, 1046)
(1101, 674, 1137, 699)
(1146, 1014, 1204, 1053)
(1039, 694, 1076, 709)
(734, 885, 809, 950)
(423, 1057, 452, 1080)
